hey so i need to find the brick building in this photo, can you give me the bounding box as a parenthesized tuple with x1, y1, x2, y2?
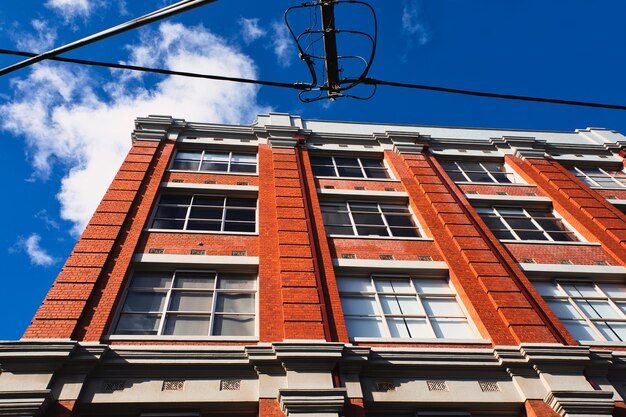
(2, 113, 626, 417)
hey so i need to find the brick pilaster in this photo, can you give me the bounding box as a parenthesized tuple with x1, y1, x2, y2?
(525, 399, 561, 417)
(386, 150, 573, 344)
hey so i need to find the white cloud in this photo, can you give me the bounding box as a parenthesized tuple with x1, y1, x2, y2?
(240, 17, 266, 44)
(19, 234, 58, 266)
(45, 0, 93, 19)
(16, 19, 57, 53)
(271, 21, 293, 67)
(2, 22, 269, 236)
(402, 0, 430, 46)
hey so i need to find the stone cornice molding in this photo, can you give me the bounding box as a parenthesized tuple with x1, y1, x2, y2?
(133, 115, 186, 142)
(544, 390, 614, 416)
(374, 131, 426, 154)
(0, 389, 52, 417)
(279, 388, 347, 416)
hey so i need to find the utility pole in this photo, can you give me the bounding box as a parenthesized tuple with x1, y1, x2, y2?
(319, 0, 341, 99)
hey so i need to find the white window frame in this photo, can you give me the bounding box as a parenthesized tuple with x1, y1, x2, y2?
(310, 155, 393, 180)
(149, 194, 258, 234)
(441, 160, 521, 184)
(170, 149, 258, 175)
(320, 200, 422, 238)
(337, 274, 478, 340)
(570, 166, 626, 189)
(475, 206, 580, 242)
(113, 269, 258, 338)
(535, 280, 626, 343)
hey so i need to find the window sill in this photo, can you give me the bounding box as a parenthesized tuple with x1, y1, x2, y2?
(328, 234, 432, 241)
(169, 169, 258, 176)
(501, 239, 598, 246)
(315, 176, 401, 182)
(351, 337, 490, 344)
(455, 181, 533, 187)
(145, 229, 258, 236)
(578, 340, 626, 347)
(104, 335, 258, 342)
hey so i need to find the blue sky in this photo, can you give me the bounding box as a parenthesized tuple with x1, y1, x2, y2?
(1, 1, 626, 339)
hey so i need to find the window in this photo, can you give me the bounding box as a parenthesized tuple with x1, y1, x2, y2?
(535, 281, 626, 342)
(172, 150, 257, 173)
(570, 167, 626, 188)
(476, 206, 578, 242)
(151, 195, 256, 232)
(114, 270, 256, 337)
(310, 156, 390, 179)
(320, 201, 420, 237)
(440, 161, 518, 184)
(338, 275, 476, 339)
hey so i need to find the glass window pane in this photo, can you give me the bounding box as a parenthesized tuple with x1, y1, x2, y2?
(224, 222, 255, 232)
(386, 318, 430, 338)
(322, 211, 351, 225)
(231, 154, 256, 163)
(466, 172, 494, 183)
(534, 282, 562, 297)
(174, 272, 215, 288)
(337, 167, 364, 177)
(423, 298, 464, 317)
(326, 226, 354, 235)
(337, 277, 374, 292)
(515, 230, 547, 241)
(176, 152, 202, 161)
(189, 207, 222, 219)
(563, 284, 598, 297)
(186, 221, 221, 231)
(193, 196, 224, 206)
(599, 283, 626, 298)
(364, 168, 390, 179)
(169, 292, 212, 312)
(348, 202, 378, 212)
(447, 171, 467, 182)
(334, 157, 359, 166)
(116, 314, 160, 335)
(380, 296, 422, 315)
(352, 213, 385, 225)
(202, 152, 229, 161)
(390, 227, 420, 237)
(576, 300, 621, 319)
(156, 205, 188, 219)
(172, 160, 200, 170)
(413, 279, 452, 294)
(341, 296, 379, 315)
(216, 293, 255, 313)
(375, 279, 412, 293)
(380, 204, 409, 213)
(225, 209, 255, 221)
(547, 300, 583, 319)
(356, 226, 390, 236)
(310, 156, 333, 165)
(218, 275, 256, 289)
(562, 320, 599, 341)
(345, 317, 385, 337)
(158, 195, 192, 206)
(597, 322, 626, 342)
(152, 219, 185, 230)
(163, 315, 210, 335)
(226, 198, 257, 207)
(123, 292, 166, 312)
(213, 315, 255, 336)
(360, 159, 385, 168)
(312, 166, 336, 177)
(200, 162, 229, 171)
(431, 318, 474, 338)
(230, 163, 256, 173)
(384, 215, 414, 227)
(131, 272, 172, 288)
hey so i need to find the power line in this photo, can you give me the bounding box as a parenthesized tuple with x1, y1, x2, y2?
(0, 0, 219, 77)
(357, 77, 626, 111)
(0, 48, 306, 90)
(1, 47, 625, 112)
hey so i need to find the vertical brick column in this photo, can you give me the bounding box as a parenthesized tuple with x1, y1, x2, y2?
(385, 149, 573, 345)
(506, 155, 626, 264)
(259, 398, 287, 417)
(23, 136, 171, 340)
(258, 144, 285, 342)
(269, 142, 326, 340)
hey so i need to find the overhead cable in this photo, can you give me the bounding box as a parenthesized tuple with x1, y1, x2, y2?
(0, 0, 219, 77)
(1, 48, 625, 111)
(357, 77, 626, 111)
(0, 48, 306, 90)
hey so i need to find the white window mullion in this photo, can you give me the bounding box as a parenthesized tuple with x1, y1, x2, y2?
(494, 207, 521, 240)
(479, 162, 498, 183)
(227, 151, 233, 173)
(456, 162, 471, 182)
(183, 196, 194, 231)
(220, 196, 227, 232)
(372, 277, 392, 338)
(157, 271, 176, 335)
(377, 203, 393, 237)
(357, 157, 367, 178)
(524, 208, 554, 241)
(208, 273, 218, 336)
(346, 201, 359, 236)
(331, 156, 340, 177)
(198, 150, 205, 172)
